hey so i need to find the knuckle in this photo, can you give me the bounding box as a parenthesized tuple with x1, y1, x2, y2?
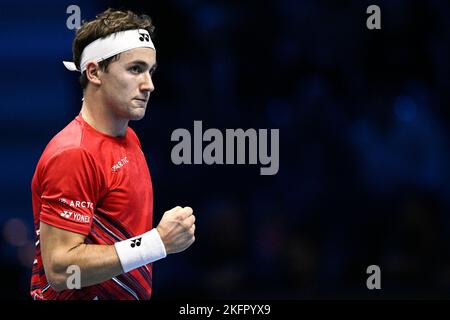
(165, 206, 179, 215)
(172, 206, 182, 213)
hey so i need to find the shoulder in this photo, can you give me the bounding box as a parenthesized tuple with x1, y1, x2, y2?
(127, 126, 142, 148)
(38, 118, 100, 178)
(42, 118, 85, 158)
(36, 145, 105, 193)
(127, 126, 138, 139)
(41, 146, 98, 177)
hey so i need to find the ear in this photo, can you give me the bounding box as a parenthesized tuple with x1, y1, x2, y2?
(85, 62, 102, 86)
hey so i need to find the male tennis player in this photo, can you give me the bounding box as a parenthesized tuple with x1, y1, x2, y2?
(30, 8, 196, 300)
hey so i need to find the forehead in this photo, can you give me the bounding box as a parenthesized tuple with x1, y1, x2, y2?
(118, 47, 156, 64)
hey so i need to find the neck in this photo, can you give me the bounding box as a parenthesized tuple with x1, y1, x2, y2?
(80, 91, 128, 137)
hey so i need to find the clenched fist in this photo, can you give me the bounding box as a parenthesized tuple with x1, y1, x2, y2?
(156, 206, 196, 254)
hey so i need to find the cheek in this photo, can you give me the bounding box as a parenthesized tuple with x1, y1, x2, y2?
(102, 72, 136, 101)
(116, 77, 136, 97)
(107, 76, 131, 94)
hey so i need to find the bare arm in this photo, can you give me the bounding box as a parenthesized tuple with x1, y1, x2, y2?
(40, 206, 195, 292)
(40, 221, 123, 292)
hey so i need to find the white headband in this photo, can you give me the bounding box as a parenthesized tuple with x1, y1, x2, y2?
(63, 29, 155, 73)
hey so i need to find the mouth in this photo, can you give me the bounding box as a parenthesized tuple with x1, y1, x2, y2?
(134, 98, 148, 104)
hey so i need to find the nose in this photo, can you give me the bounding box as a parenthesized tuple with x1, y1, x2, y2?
(140, 72, 155, 93)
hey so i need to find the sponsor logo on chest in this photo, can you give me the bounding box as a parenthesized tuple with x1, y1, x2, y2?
(112, 156, 129, 173)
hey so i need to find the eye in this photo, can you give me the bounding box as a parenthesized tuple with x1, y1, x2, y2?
(129, 65, 143, 74)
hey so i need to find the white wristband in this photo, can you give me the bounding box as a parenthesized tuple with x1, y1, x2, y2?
(114, 228, 167, 273)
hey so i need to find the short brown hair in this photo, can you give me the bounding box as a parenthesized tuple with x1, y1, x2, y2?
(72, 8, 155, 90)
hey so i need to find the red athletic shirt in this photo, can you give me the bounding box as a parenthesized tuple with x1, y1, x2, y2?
(30, 114, 154, 300)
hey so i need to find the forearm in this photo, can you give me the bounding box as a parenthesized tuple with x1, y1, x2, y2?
(50, 243, 123, 291)
(41, 205, 195, 292)
(47, 228, 167, 291)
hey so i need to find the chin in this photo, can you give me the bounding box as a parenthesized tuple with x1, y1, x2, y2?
(129, 109, 146, 121)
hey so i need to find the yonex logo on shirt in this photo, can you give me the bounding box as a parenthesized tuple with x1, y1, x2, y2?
(60, 210, 91, 224)
(130, 237, 142, 248)
(61, 210, 73, 219)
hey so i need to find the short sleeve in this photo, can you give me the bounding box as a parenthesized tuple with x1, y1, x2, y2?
(39, 148, 102, 235)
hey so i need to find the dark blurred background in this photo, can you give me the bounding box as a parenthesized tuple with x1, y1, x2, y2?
(2, 0, 450, 299)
